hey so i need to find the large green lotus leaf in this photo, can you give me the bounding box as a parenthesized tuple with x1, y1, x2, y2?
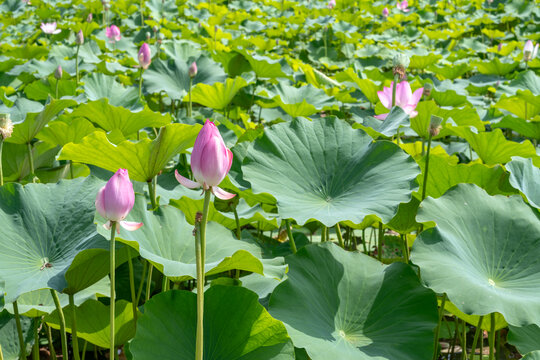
(500, 70, 540, 95)
(507, 157, 540, 209)
(495, 91, 540, 119)
(427, 63, 472, 80)
(508, 324, 540, 355)
(442, 300, 507, 332)
(409, 54, 442, 69)
(37, 116, 97, 147)
(0, 98, 44, 123)
(70, 99, 171, 137)
(0, 309, 35, 360)
(1, 141, 60, 183)
(0, 177, 108, 303)
(6, 98, 77, 144)
(240, 51, 292, 79)
(523, 351, 540, 360)
(242, 117, 420, 226)
(45, 299, 137, 348)
(448, 127, 537, 165)
(187, 77, 248, 110)
(59, 123, 201, 182)
(82, 73, 140, 109)
(97, 196, 286, 282)
(411, 184, 540, 327)
(416, 154, 516, 199)
(262, 83, 336, 117)
(130, 286, 293, 360)
(24, 76, 77, 101)
(334, 68, 379, 104)
(268, 243, 438, 360)
(3, 278, 108, 318)
(431, 89, 468, 107)
(143, 56, 226, 100)
(474, 58, 519, 76)
(354, 106, 410, 138)
(492, 115, 540, 140)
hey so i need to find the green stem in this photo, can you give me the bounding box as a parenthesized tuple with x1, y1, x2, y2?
(140, 0, 144, 26)
(462, 319, 468, 360)
(69, 160, 74, 179)
(145, 264, 153, 302)
(13, 301, 27, 359)
(69, 294, 81, 360)
(233, 209, 241, 239)
(401, 234, 409, 262)
(81, 341, 87, 360)
(33, 319, 39, 360)
(432, 293, 447, 360)
(0, 343, 3, 360)
(46, 324, 57, 360)
(27, 142, 35, 181)
(195, 191, 212, 360)
(321, 226, 327, 242)
(392, 73, 400, 108)
(470, 316, 484, 360)
(0, 138, 4, 186)
(335, 223, 344, 248)
(76, 45, 80, 85)
(126, 248, 138, 324)
(109, 222, 117, 360)
(323, 28, 328, 58)
(147, 179, 157, 210)
(421, 133, 433, 201)
(162, 274, 169, 292)
(50, 290, 68, 360)
(55, 78, 59, 99)
(489, 313, 495, 360)
(377, 223, 383, 261)
(188, 78, 192, 117)
(138, 68, 144, 102)
(285, 219, 297, 254)
(136, 260, 148, 306)
(361, 229, 367, 253)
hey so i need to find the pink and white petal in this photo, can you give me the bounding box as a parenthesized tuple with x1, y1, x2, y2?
(103, 220, 112, 230)
(212, 186, 236, 200)
(374, 113, 389, 120)
(408, 110, 418, 118)
(396, 82, 412, 107)
(226, 148, 233, 173)
(377, 90, 392, 110)
(120, 221, 144, 231)
(411, 87, 424, 105)
(175, 170, 201, 189)
(95, 186, 107, 218)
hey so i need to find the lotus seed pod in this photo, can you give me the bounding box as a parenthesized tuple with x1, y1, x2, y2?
(76, 30, 84, 45)
(54, 65, 62, 80)
(0, 114, 13, 140)
(393, 53, 410, 79)
(423, 82, 433, 97)
(188, 62, 198, 78)
(429, 115, 443, 137)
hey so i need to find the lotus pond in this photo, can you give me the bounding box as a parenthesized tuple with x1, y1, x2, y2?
(0, 0, 539, 359)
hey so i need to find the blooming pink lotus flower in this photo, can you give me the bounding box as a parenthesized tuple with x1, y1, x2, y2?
(396, 0, 409, 12)
(375, 81, 423, 120)
(40, 22, 61, 34)
(175, 120, 235, 200)
(138, 43, 151, 69)
(327, 0, 336, 9)
(382, 7, 389, 17)
(106, 25, 121, 42)
(96, 169, 143, 232)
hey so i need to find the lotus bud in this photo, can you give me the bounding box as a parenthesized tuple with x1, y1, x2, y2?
(382, 7, 389, 17)
(423, 82, 433, 97)
(429, 115, 443, 137)
(138, 43, 151, 70)
(497, 42, 502, 52)
(86, 13, 93, 22)
(157, 32, 164, 44)
(393, 53, 410, 80)
(106, 25, 121, 42)
(188, 61, 198, 78)
(327, 0, 336, 9)
(524, 40, 534, 62)
(54, 65, 62, 80)
(95, 169, 143, 232)
(214, 24, 218, 33)
(0, 114, 13, 140)
(175, 120, 235, 200)
(76, 30, 84, 45)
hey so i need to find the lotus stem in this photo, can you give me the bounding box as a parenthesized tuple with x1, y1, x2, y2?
(81, 341, 87, 360)
(140, 0, 144, 26)
(401, 234, 409, 262)
(138, 68, 144, 102)
(432, 293, 447, 360)
(361, 229, 367, 253)
(421, 132, 433, 201)
(321, 225, 327, 242)
(323, 28, 328, 58)
(391, 73, 399, 108)
(285, 219, 297, 253)
(126, 247, 138, 324)
(377, 222, 383, 261)
(33, 320, 39, 360)
(0, 138, 4, 186)
(462, 319, 467, 360)
(27, 142, 35, 182)
(489, 313, 495, 360)
(55, 78, 59, 99)
(50, 289, 68, 360)
(13, 301, 26, 359)
(470, 316, 484, 360)
(188, 78, 193, 117)
(136, 260, 148, 305)
(69, 294, 81, 360)
(0, 344, 3, 360)
(145, 263, 153, 302)
(109, 222, 117, 360)
(147, 178, 157, 209)
(46, 324, 57, 359)
(335, 223, 344, 248)
(75, 45, 80, 85)
(234, 209, 241, 239)
(195, 191, 212, 360)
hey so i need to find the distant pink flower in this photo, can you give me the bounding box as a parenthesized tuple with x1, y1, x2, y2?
(95, 169, 143, 232)
(375, 81, 423, 120)
(40, 22, 61, 34)
(396, 0, 410, 12)
(106, 25, 121, 42)
(497, 43, 502, 52)
(22, 0, 31, 5)
(188, 62, 198, 78)
(382, 7, 389, 17)
(138, 43, 151, 69)
(327, 0, 336, 9)
(175, 120, 235, 200)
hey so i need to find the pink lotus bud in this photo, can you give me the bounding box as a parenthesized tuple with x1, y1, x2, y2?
(497, 43, 502, 52)
(327, 0, 336, 9)
(40, 22, 61, 35)
(524, 40, 534, 61)
(86, 13, 93, 22)
(188, 62, 197, 78)
(106, 25, 121, 42)
(95, 169, 143, 232)
(76, 30, 84, 45)
(382, 7, 389, 17)
(54, 65, 62, 80)
(175, 120, 235, 200)
(138, 43, 151, 70)
(533, 43, 539, 60)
